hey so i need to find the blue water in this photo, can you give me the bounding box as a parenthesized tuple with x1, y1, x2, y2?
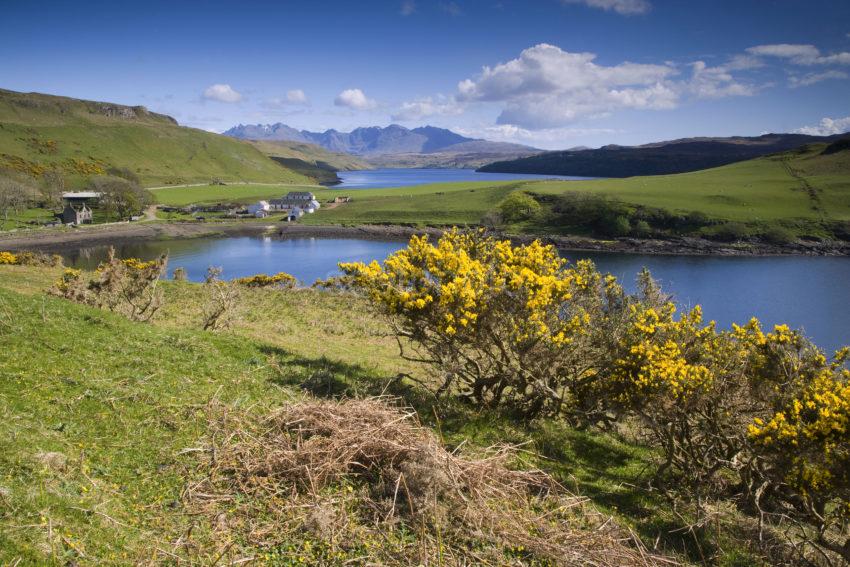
(334, 168, 594, 189)
(63, 236, 850, 354)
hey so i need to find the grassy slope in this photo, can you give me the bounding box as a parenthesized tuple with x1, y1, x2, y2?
(0, 265, 767, 565)
(249, 139, 371, 171)
(0, 89, 311, 188)
(304, 144, 850, 229)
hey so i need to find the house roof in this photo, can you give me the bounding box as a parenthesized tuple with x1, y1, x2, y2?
(62, 191, 100, 199)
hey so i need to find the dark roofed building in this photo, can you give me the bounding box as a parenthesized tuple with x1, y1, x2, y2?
(59, 192, 99, 225)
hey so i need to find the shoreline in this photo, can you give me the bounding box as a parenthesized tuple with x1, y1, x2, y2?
(1, 220, 848, 257)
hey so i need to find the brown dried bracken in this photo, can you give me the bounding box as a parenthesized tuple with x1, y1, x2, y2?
(182, 397, 676, 566)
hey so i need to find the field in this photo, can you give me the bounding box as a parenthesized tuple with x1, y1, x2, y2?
(0, 89, 310, 188)
(0, 263, 777, 565)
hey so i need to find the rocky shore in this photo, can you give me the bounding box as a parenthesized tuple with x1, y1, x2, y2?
(1, 220, 848, 257)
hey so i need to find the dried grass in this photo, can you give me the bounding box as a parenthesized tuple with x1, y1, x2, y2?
(182, 397, 676, 566)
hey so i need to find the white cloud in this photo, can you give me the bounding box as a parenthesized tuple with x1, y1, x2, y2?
(400, 0, 416, 15)
(286, 89, 308, 104)
(202, 83, 242, 103)
(794, 116, 850, 136)
(561, 0, 651, 15)
(688, 61, 756, 98)
(789, 70, 849, 88)
(455, 44, 760, 129)
(334, 88, 377, 110)
(453, 44, 767, 129)
(262, 89, 310, 108)
(456, 124, 620, 147)
(746, 43, 850, 66)
(392, 96, 464, 121)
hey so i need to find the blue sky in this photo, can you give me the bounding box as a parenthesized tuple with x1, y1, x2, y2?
(1, 0, 849, 149)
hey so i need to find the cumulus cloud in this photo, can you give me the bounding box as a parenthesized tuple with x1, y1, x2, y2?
(561, 0, 651, 15)
(746, 43, 850, 66)
(334, 88, 377, 110)
(456, 124, 619, 147)
(455, 44, 755, 129)
(789, 70, 849, 88)
(400, 0, 416, 15)
(262, 89, 309, 108)
(202, 83, 242, 103)
(688, 60, 757, 98)
(285, 89, 308, 104)
(794, 116, 850, 136)
(392, 96, 463, 121)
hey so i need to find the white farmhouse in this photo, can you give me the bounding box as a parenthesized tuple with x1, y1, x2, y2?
(247, 200, 271, 218)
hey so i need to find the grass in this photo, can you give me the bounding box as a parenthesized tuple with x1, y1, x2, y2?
(0, 207, 58, 230)
(303, 181, 524, 226)
(150, 183, 322, 207)
(0, 88, 311, 188)
(0, 264, 776, 565)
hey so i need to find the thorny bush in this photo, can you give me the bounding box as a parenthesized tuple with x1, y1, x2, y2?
(51, 247, 167, 322)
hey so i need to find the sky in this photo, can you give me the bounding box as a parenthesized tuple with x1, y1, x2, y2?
(1, 0, 849, 149)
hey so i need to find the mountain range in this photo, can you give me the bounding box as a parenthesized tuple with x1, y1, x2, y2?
(223, 123, 538, 163)
(478, 133, 847, 178)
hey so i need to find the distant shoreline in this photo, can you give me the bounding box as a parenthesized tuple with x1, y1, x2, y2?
(1, 221, 848, 257)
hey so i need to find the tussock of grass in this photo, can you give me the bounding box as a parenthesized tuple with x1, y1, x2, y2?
(186, 397, 670, 566)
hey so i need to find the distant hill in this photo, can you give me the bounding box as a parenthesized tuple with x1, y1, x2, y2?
(223, 122, 539, 167)
(248, 140, 372, 185)
(0, 89, 311, 188)
(478, 133, 846, 178)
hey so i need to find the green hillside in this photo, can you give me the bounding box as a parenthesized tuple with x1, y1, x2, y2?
(528, 142, 850, 222)
(0, 89, 311, 188)
(306, 142, 850, 238)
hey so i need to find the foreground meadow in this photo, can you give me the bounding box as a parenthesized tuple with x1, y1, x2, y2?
(0, 242, 846, 565)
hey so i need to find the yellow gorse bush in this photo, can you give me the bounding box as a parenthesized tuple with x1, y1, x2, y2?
(341, 229, 596, 346)
(52, 247, 167, 322)
(612, 303, 716, 401)
(748, 349, 850, 517)
(341, 229, 644, 416)
(234, 272, 297, 289)
(0, 251, 19, 265)
(0, 250, 62, 267)
(341, 229, 850, 553)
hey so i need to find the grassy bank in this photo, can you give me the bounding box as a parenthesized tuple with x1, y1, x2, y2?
(0, 263, 785, 565)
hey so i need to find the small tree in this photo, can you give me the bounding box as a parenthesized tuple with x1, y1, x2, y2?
(498, 191, 541, 223)
(88, 175, 153, 220)
(40, 170, 65, 209)
(0, 177, 32, 227)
